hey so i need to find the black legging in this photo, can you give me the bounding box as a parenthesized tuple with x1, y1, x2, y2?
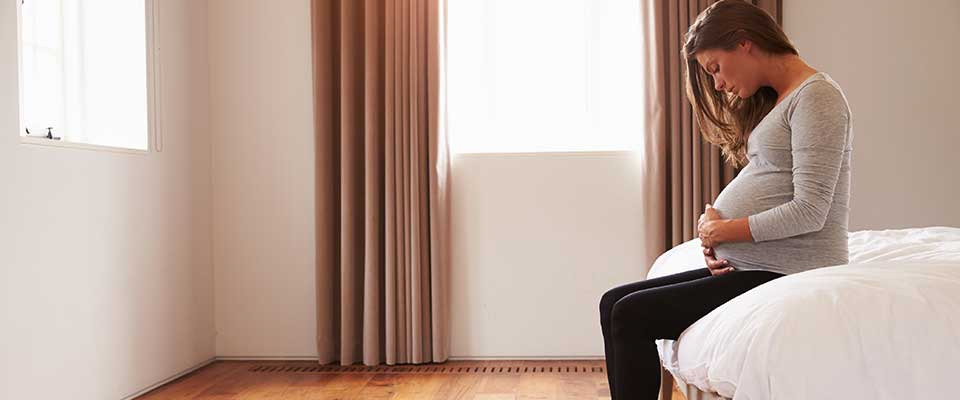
(598, 267, 786, 400)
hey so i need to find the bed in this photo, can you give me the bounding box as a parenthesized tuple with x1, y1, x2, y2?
(645, 226, 960, 400)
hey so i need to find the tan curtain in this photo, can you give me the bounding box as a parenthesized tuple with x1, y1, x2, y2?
(312, 0, 451, 366)
(640, 0, 783, 268)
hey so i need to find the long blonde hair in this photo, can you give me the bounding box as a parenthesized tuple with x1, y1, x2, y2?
(682, 0, 798, 168)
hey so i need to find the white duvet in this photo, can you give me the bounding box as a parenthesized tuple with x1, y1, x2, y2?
(647, 226, 960, 400)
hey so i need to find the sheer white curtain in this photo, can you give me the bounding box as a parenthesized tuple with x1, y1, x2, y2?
(447, 0, 645, 154)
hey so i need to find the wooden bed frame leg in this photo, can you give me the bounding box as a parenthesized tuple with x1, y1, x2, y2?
(659, 364, 674, 400)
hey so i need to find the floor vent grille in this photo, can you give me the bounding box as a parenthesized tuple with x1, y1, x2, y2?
(247, 363, 604, 375)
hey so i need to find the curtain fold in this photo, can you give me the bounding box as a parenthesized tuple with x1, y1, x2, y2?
(640, 0, 783, 270)
(312, 0, 450, 366)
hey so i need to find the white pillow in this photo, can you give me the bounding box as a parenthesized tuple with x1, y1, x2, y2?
(647, 238, 706, 280)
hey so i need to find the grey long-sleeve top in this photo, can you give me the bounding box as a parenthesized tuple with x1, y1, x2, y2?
(711, 72, 854, 276)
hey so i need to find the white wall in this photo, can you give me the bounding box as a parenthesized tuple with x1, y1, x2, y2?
(784, 0, 960, 230)
(188, 0, 960, 364)
(208, 0, 318, 358)
(450, 152, 652, 358)
(0, 1, 214, 399)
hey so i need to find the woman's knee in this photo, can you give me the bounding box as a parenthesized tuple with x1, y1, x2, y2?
(599, 288, 623, 321)
(610, 294, 658, 339)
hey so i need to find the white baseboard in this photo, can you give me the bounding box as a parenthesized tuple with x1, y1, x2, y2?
(448, 355, 603, 361)
(216, 355, 320, 361)
(121, 357, 216, 400)
(217, 356, 604, 361)
(217, 355, 603, 362)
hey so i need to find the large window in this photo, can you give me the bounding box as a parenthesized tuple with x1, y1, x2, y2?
(17, 0, 156, 151)
(447, 0, 645, 154)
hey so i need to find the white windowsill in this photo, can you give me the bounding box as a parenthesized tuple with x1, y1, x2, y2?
(20, 135, 150, 155)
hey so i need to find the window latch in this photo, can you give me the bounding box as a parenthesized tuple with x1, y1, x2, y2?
(26, 127, 61, 140)
(31, 127, 63, 141)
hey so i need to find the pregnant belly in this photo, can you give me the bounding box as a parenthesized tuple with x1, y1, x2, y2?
(711, 171, 793, 220)
(709, 169, 806, 270)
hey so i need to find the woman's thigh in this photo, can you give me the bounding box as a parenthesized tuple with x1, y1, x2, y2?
(600, 268, 711, 318)
(610, 270, 785, 340)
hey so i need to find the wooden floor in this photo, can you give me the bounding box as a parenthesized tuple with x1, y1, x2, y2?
(137, 360, 686, 399)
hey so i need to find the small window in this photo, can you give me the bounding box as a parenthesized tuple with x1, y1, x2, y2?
(17, 0, 158, 151)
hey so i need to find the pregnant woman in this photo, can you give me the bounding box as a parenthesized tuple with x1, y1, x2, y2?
(598, 1, 854, 399)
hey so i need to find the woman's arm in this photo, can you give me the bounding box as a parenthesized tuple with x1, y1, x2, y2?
(748, 81, 850, 242)
(700, 81, 850, 246)
(699, 216, 752, 247)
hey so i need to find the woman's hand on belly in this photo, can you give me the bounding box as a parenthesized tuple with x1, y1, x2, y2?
(699, 203, 755, 246)
(698, 204, 724, 247)
(703, 246, 734, 276)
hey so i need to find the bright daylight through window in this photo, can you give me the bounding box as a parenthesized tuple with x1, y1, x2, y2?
(17, 0, 153, 150)
(447, 0, 645, 154)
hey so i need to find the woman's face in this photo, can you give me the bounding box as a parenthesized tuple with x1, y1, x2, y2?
(695, 41, 762, 99)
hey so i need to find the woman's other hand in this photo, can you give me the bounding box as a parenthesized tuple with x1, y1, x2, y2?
(703, 245, 734, 276)
(698, 204, 723, 247)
